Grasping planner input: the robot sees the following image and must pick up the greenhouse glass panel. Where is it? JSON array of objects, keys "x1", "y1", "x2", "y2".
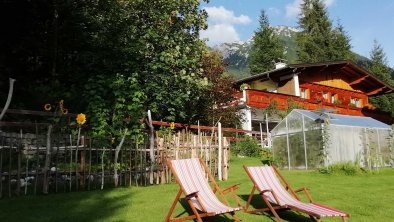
[
  {"x1": 288, "y1": 132, "x2": 306, "y2": 169},
  {"x1": 377, "y1": 129, "x2": 392, "y2": 167},
  {"x1": 272, "y1": 135, "x2": 288, "y2": 168},
  {"x1": 305, "y1": 128, "x2": 322, "y2": 168}
]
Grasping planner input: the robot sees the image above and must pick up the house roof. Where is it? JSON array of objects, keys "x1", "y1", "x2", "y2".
[
  {"x1": 294, "y1": 109, "x2": 391, "y2": 129},
  {"x1": 236, "y1": 60, "x2": 394, "y2": 96}
]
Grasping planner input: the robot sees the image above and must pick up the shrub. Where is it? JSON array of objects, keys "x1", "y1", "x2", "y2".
[
  {"x1": 231, "y1": 137, "x2": 261, "y2": 157},
  {"x1": 318, "y1": 162, "x2": 363, "y2": 175},
  {"x1": 261, "y1": 148, "x2": 274, "y2": 165}
]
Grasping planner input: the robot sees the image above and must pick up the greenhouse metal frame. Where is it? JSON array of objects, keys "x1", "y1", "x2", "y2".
[{"x1": 270, "y1": 109, "x2": 393, "y2": 170}]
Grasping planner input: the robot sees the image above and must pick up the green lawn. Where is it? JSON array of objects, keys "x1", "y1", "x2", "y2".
[{"x1": 0, "y1": 157, "x2": 393, "y2": 222}]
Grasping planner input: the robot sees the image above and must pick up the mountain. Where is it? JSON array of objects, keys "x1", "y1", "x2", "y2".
[
  {"x1": 213, "y1": 25, "x2": 299, "y2": 79},
  {"x1": 214, "y1": 25, "x2": 394, "y2": 81}
]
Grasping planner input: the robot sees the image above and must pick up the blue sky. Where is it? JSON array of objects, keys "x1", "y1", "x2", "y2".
[{"x1": 200, "y1": 0, "x2": 394, "y2": 67}]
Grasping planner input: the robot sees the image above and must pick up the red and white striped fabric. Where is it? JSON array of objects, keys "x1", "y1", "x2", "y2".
[
  {"x1": 246, "y1": 166, "x2": 348, "y2": 218},
  {"x1": 171, "y1": 158, "x2": 241, "y2": 214}
]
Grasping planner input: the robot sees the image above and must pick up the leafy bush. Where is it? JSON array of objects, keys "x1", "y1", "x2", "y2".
[
  {"x1": 318, "y1": 162, "x2": 364, "y2": 175},
  {"x1": 261, "y1": 148, "x2": 274, "y2": 165},
  {"x1": 231, "y1": 137, "x2": 261, "y2": 157}
]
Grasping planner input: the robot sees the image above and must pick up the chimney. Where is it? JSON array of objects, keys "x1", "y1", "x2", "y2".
[{"x1": 274, "y1": 58, "x2": 287, "y2": 69}]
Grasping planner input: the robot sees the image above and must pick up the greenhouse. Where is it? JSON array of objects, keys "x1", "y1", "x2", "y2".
[{"x1": 270, "y1": 109, "x2": 393, "y2": 170}]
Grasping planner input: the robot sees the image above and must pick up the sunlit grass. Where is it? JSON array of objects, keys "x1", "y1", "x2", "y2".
[{"x1": 0, "y1": 157, "x2": 393, "y2": 221}]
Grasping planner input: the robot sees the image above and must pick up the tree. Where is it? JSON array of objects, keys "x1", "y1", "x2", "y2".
[
  {"x1": 331, "y1": 21, "x2": 354, "y2": 60},
  {"x1": 296, "y1": 0, "x2": 353, "y2": 62},
  {"x1": 195, "y1": 50, "x2": 242, "y2": 127},
  {"x1": 367, "y1": 40, "x2": 394, "y2": 117},
  {"x1": 249, "y1": 10, "x2": 285, "y2": 74}
]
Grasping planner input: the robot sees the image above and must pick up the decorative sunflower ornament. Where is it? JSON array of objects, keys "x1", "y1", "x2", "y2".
[{"x1": 76, "y1": 113, "x2": 87, "y2": 125}]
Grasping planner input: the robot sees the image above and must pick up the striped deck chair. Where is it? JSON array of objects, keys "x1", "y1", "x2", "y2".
[
  {"x1": 165, "y1": 158, "x2": 242, "y2": 222},
  {"x1": 243, "y1": 165, "x2": 350, "y2": 222}
]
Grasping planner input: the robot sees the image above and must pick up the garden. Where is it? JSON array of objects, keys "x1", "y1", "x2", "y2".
[{"x1": 0, "y1": 156, "x2": 393, "y2": 222}]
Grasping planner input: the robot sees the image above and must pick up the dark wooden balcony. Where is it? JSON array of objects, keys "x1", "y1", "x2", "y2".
[{"x1": 236, "y1": 90, "x2": 392, "y2": 124}]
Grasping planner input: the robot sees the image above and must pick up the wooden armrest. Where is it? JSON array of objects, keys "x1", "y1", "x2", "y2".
[
  {"x1": 185, "y1": 191, "x2": 199, "y2": 200},
  {"x1": 222, "y1": 183, "x2": 241, "y2": 194},
  {"x1": 294, "y1": 187, "x2": 313, "y2": 202},
  {"x1": 294, "y1": 187, "x2": 309, "y2": 193}
]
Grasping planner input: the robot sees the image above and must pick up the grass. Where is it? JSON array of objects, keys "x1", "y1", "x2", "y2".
[{"x1": 0, "y1": 157, "x2": 393, "y2": 221}]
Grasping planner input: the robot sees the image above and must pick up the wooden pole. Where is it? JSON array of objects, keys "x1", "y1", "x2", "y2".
[
  {"x1": 100, "y1": 147, "x2": 106, "y2": 190},
  {"x1": 75, "y1": 127, "x2": 81, "y2": 191},
  {"x1": 129, "y1": 138, "x2": 132, "y2": 187},
  {"x1": 88, "y1": 137, "x2": 92, "y2": 191},
  {"x1": 80, "y1": 136, "x2": 85, "y2": 189},
  {"x1": 259, "y1": 122, "x2": 263, "y2": 148},
  {"x1": 0, "y1": 137, "x2": 3, "y2": 199},
  {"x1": 8, "y1": 137, "x2": 12, "y2": 198},
  {"x1": 147, "y1": 110, "x2": 155, "y2": 185},
  {"x1": 34, "y1": 122, "x2": 39, "y2": 195},
  {"x1": 266, "y1": 113, "x2": 270, "y2": 148},
  {"x1": 69, "y1": 134, "x2": 73, "y2": 192},
  {"x1": 55, "y1": 140, "x2": 59, "y2": 193},
  {"x1": 114, "y1": 129, "x2": 128, "y2": 187},
  {"x1": 43, "y1": 125, "x2": 52, "y2": 194},
  {"x1": 16, "y1": 130, "x2": 22, "y2": 196},
  {"x1": 218, "y1": 122, "x2": 222, "y2": 181}
]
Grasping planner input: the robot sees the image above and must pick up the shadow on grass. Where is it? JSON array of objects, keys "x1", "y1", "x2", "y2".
[
  {"x1": 0, "y1": 188, "x2": 132, "y2": 222},
  {"x1": 174, "y1": 198, "x2": 240, "y2": 222},
  {"x1": 239, "y1": 194, "x2": 315, "y2": 222}
]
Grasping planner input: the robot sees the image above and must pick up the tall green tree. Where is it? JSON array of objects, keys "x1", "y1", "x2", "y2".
[
  {"x1": 249, "y1": 10, "x2": 284, "y2": 74},
  {"x1": 367, "y1": 40, "x2": 394, "y2": 117},
  {"x1": 125, "y1": 0, "x2": 209, "y2": 123},
  {"x1": 296, "y1": 0, "x2": 353, "y2": 63}
]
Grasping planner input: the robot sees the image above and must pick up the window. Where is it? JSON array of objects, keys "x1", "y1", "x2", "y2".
[
  {"x1": 322, "y1": 92, "x2": 328, "y2": 101},
  {"x1": 300, "y1": 88, "x2": 308, "y2": 99},
  {"x1": 331, "y1": 93, "x2": 337, "y2": 103},
  {"x1": 350, "y1": 97, "x2": 362, "y2": 107}
]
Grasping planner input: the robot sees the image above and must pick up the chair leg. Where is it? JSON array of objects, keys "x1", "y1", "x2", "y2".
[
  {"x1": 244, "y1": 186, "x2": 256, "y2": 212},
  {"x1": 165, "y1": 188, "x2": 183, "y2": 222},
  {"x1": 261, "y1": 195, "x2": 282, "y2": 222},
  {"x1": 342, "y1": 217, "x2": 348, "y2": 222},
  {"x1": 231, "y1": 212, "x2": 241, "y2": 222},
  {"x1": 186, "y1": 199, "x2": 203, "y2": 222}
]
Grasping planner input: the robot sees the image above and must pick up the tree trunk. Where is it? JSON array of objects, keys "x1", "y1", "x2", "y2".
[
  {"x1": 114, "y1": 129, "x2": 128, "y2": 187},
  {"x1": 43, "y1": 125, "x2": 52, "y2": 194},
  {"x1": 0, "y1": 78, "x2": 16, "y2": 122}
]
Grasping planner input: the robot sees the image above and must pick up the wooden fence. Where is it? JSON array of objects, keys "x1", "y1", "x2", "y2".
[{"x1": 0, "y1": 125, "x2": 232, "y2": 198}]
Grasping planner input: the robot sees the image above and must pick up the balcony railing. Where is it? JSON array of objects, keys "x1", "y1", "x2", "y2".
[{"x1": 236, "y1": 90, "x2": 392, "y2": 123}]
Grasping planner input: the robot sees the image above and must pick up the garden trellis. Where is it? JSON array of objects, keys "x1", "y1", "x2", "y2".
[
  {"x1": 271, "y1": 109, "x2": 393, "y2": 170},
  {"x1": 0, "y1": 109, "x2": 241, "y2": 198}
]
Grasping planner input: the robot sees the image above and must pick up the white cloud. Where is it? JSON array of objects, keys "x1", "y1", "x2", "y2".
[
  {"x1": 286, "y1": 0, "x2": 336, "y2": 19},
  {"x1": 200, "y1": 24, "x2": 240, "y2": 45},
  {"x1": 204, "y1": 6, "x2": 251, "y2": 25},
  {"x1": 286, "y1": 0, "x2": 303, "y2": 18},
  {"x1": 267, "y1": 7, "x2": 281, "y2": 17},
  {"x1": 323, "y1": 0, "x2": 336, "y2": 7},
  {"x1": 201, "y1": 6, "x2": 251, "y2": 45}
]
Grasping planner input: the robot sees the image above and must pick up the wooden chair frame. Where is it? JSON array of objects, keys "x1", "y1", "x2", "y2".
[
  {"x1": 165, "y1": 158, "x2": 242, "y2": 222},
  {"x1": 243, "y1": 165, "x2": 350, "y2": 222}
]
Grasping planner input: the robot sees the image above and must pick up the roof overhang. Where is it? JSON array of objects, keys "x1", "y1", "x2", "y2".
[{"x1": 235, "y1": 60, "x2": 394, "y2": 96}]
